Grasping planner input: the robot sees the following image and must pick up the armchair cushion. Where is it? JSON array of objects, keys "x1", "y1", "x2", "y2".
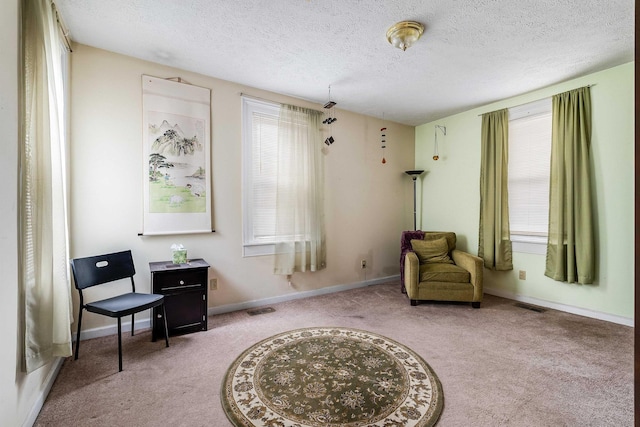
[
  {"x1": 419, "y1": 263, "x2": 471, "y2": 283},
  {"x1": 411, "y1": 238, "x2": 454, "y2": 264}
]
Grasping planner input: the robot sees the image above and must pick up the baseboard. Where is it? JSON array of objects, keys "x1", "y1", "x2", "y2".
[
  {"x1": 207, "y1": 275, "x2": 400, "y2": 316},
  {"x1": 73, "y1": 317, "x2": 153, "y2": 342},
  {"x1": 484, "y1": 287, "x2": 633, "y2": 327},
  {"x1": 23, "y1": 357, "x2": 65, "y2": 427},
  {"x1": 73, "y1": 275, "x2": 400, "y2": 339},
  {"x1": 73, "y1": 278, "x2": 630, "y2": 337}
]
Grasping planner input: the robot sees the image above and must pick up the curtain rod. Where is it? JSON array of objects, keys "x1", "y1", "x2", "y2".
[
  {"x1": 477, "y1": 84, "x2": 595, "y2": 117},
  {"x1": 51, "y1": 1, "x2": 72, "y2": 52},
  {"x1": 240, "y1": 92, "x2": 324, "y2": 115}
]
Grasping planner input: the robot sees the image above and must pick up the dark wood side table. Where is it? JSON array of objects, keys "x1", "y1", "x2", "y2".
[{"x1": 149, "y1": 258, "x2": 210, "y2": 338}]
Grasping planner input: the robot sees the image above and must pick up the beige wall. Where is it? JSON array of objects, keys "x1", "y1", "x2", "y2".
[
  {"x1": 415, "y1": 62, "x2": 634, "y2": 322},
  {"x1": 69, "y1": 44, "x2": 416, "y2": 332},
  {"x1": 0, "y1": 1, "x2": 20, "y2": 423}
]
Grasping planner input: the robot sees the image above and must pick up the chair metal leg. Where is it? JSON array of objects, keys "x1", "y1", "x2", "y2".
[
  {"x1": 162, "y1": 303, "x2": 170, "y2": 348},
  {"x1": 117, "y1": 317, "x2": 123, "y2": 372},
  {"x1": 74, "y1": 308, "x2": 83, "y2": 360},
  {"x1": 131, "y1": 313, "x2": 135, "y2": 336}
]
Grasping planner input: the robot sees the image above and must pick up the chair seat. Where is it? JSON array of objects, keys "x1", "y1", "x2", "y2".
[
  {"x1": 86, "y1": 292, "x2": 164, "y2": 318},
  {"x1": 419, "y1": 262, "x2": 471, "y2": 283}
]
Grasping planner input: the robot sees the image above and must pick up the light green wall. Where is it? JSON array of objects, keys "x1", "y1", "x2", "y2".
[{"x1": 415, "y1": 62, "x2": 634, "y2": 320}]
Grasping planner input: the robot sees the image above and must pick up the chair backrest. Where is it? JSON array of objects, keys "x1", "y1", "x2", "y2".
[{"x1": 70, "y1": 250, "x2": 136, "y2": 290}]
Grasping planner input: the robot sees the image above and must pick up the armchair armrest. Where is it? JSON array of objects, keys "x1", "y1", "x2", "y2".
[
  {"x1": 404, "y1": 252, "x2": 420, "y2": 297},
  {"x1": 452, "y1": 249, "x2": 484, "y2": 302}
]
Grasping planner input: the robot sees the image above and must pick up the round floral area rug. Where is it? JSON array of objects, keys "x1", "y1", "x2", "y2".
[{"x1": 221, "y1": 327, "x2": 444, "y2": 426}]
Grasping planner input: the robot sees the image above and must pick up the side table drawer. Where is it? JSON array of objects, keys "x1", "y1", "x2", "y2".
[{"x1": 153, "y1": 269, "x2": 206, "y2": 293}]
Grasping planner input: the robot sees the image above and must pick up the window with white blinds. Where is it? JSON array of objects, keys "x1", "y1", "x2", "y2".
[
  {"x1": 242, "y1": 96, "x2": 281, "y2": 256},
  {"x1": 508, "y1": 98, "x2": 552, "y2": 252}
]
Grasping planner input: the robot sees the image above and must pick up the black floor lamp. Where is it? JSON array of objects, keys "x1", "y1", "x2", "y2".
[{"x1": 405, "y1": 170, "x2": 424, "y2": 230}]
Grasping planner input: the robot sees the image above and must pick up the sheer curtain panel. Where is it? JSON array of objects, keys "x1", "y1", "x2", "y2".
[
  {"x1": 21, "y1": 0, "x2": 73, "y2": 372},
  {"x1": 273, "y1": 105, "x2": 326, "y2": 275},
  {"x1": 545, "y1": 87, "x2": 595, "y2": 284},
  {"x1": 478, "y1": 109, "x2": 513, "y2": 270}
]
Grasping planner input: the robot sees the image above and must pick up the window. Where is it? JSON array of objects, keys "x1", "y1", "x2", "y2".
[
  {"x1": 508, "y1": 98, "x2": 552, "y2": 254},
  {"x1": 242, "y1": 97, "x2": 281, "y2": 256},
  {"x1": 242, "y1": 96, "x2": 325, "y2": 270}
]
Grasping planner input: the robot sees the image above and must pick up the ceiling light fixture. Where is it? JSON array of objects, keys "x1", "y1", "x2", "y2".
[{"x1": 386, "y1": 21, "x2": 425, "y2": 51}]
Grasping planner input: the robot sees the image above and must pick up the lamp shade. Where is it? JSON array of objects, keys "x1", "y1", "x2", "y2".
[{"x1": 405, "y1": 169, "x2": 425, "y2": 178}]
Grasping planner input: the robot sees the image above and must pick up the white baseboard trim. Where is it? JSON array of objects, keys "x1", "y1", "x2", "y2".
[
  {"x1": 23, "y1": 357, "x2": 65, "y2": 427},
  {"x1": 485, "y1": 287, "x2": 633, "y2": 327},
  {"x1": 207, "y1": 275, "x2": 400, "y2": 316},
  {"x1": 73, "y1": 317, "x2": 153, "y2": 342},
  {"x1": 73, "y1": 278, "x2": 630, "y2": 339},
  {"x1": 73, "y1": 275, "x2": 400, "y2": 340}
]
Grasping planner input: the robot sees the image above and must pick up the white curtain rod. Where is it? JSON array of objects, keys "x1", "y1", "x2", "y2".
[
  {"x1": 240, "y1": 92, "x2": 324, "y2": 115},
  {"x1": 477, "y1": 84, "x2": 595, "y2": 117},
  {"x1": 51, "y1": 1, "x2": 72, "y2": 52}
]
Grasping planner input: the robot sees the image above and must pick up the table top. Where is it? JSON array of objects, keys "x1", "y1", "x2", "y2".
[{"x1": 149, "y1": 258, "x2": 210, "y2": 272}]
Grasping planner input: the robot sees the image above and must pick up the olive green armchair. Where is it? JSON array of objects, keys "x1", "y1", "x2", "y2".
[{"x1": 403, "y1": 231, "x2": 483, "y2": 307}]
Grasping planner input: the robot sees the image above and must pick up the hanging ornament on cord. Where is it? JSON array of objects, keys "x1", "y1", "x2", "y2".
[
  {"x1": 381, "y1": 127, "x2": 387, "y2": 164},
  {"x1": 323, "y1": 85, "x2": 337, "y2": 146},
  {"x1": 433, "y1": 125, "x2": 446, "y2": 161}
]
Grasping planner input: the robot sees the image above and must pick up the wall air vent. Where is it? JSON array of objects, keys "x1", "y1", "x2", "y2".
[{"x1": 247, "y1": 307, "x2": 276, "y2": 316}]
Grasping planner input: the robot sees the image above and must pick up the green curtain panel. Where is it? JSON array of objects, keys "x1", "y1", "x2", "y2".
[
  {"x1": 478, "y1": 109, "x2": 513, "y2": 270},
  {"x1": 545, "y1": 87, "x2": 595, "y2": 284}
]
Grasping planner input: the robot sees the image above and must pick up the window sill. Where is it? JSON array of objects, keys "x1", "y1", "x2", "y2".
[
  {"x1": 243, "y1": 240, "x2": 313, "y2": 258},
  {"x1": 243, "y1": 243, "x2": 276, "y2": 257}
]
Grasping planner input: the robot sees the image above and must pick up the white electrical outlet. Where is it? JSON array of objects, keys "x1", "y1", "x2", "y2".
[
  {"x1": 210, "y1": 278, "x2": 218, "y2": 290},
  {"x1": 361, "y1": 260, "x2": 367, "y2": 269},
  {"x1": 518, "y1": 270, "x2": 526, "y2": 280}
]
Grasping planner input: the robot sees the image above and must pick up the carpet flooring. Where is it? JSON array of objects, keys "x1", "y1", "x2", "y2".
[{"x1": 35, "y1": 282, "x2": 633, "y2": 426}]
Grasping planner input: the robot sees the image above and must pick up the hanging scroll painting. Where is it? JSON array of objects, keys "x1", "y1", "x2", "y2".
[{"x1": 142, "y1": 75, "x2": 212, "y2": 235}]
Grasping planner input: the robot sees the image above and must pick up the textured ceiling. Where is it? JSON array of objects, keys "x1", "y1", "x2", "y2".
[{"x1": 55, "y1": 0, "x2": 634, "y2": 126}]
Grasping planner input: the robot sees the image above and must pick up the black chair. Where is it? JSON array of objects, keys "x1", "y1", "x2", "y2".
[{"x1": 70, "y1": 250, "x2": 169, "y2": 371}]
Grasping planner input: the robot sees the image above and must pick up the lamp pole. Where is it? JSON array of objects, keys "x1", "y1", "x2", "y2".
[{"x1": 405, "y1": 170, "x2": 424, "y2": 230}]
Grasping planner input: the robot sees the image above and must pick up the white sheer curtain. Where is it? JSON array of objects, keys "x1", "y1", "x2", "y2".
[
  {"x1": 21, "y1": 0, "x2": 73, "y2": 372},
  {"x1": 273, "y1": 104, "x2": 326, "y2": 275}
]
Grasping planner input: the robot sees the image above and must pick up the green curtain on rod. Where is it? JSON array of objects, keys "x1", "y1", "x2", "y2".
[
  {"x1": 545, "y1": 86, "x2": 595, "y2": 284},
  {"x1": 478, "y1": 109, "x2": 513, "y2": 271}
]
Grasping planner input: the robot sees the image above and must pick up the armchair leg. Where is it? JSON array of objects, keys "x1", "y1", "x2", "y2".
[
  {"x1": 410, "y1": 299, "x2": 418, "y2": 306},
  {"x1": 472, "y1": 302, "x2": 481, "y2": 309}
]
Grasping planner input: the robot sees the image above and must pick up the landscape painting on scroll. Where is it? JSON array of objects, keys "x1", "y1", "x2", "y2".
[
  {"x1": 142, "y1": 75, "x2": 212, "y2": 235},
  {"x1": 147, "y1": 112, "x2": 206, "y2": 213}
]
